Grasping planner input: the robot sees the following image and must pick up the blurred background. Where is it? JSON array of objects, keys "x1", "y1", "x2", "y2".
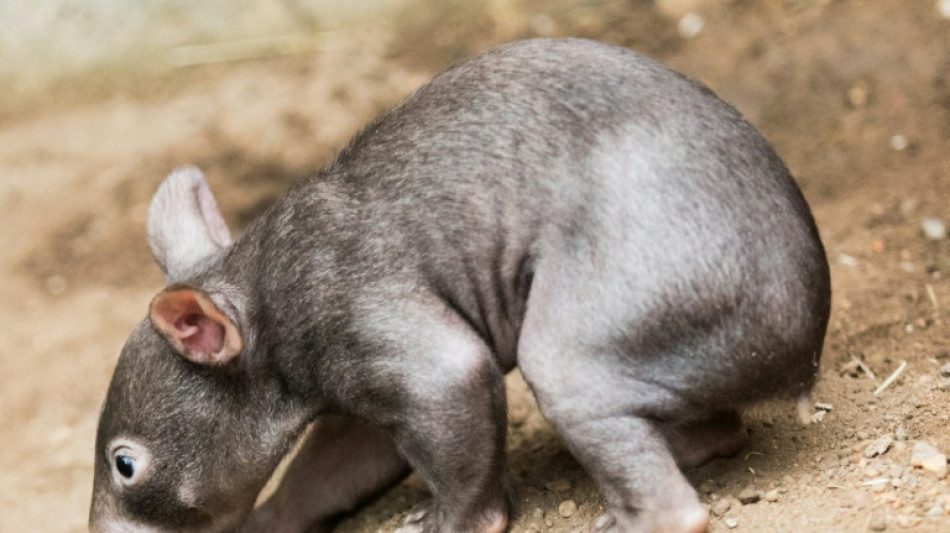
[{"x1": 2, "y1": 1, "x2": 950, "y2": 532}]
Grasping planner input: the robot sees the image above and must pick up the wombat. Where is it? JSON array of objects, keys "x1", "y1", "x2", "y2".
[{"x1": 89, "y1": 38, "x2": 831, "y2": 533}]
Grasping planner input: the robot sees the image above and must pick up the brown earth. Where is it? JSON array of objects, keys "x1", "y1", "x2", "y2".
[{"x1": 2, "y1": 1, "x2": 949, "y2": 532}]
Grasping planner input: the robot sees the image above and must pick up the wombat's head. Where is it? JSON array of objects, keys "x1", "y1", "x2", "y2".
[{"x1": 89, "y1": 168, "x2": 298, "y2": 533}]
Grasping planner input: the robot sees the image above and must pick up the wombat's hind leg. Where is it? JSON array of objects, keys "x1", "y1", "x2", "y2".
[{"x1": 551, "y1": 414, "x2": 709, "y2": 533}]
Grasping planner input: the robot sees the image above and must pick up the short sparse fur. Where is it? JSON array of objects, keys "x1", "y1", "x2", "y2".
[{"x1": 90, "y1": 39, "x2": 831, "y2": 533}]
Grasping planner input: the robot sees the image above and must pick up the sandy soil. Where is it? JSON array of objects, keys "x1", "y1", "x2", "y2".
[{"x1": 2, "y1": 1, "x2": 949, "y2": 532}]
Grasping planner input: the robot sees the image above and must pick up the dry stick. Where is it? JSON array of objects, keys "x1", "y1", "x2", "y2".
[
  {"x1": 873, "y1": 360, "x2": 907, "y2": 395},
  {"x1": 853, "y1": 357, "x2": 878, "y2": 383},
  {"x1": 168, "y1": 35, "x2": 311, "y2": 67},
  {"x1": 926, "y1": 283, "x2": 939, "y2": 311}
]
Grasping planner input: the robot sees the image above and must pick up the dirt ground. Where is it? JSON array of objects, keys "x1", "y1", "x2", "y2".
[{"x1": 2, "y1": 1, "x2": 949, "y2": 532}]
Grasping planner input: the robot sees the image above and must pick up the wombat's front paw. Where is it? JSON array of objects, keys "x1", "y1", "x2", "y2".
[
  {"x1": 394, "y1": 506, "x2": 507, "y2": 533},
  {"x1": 393, "y1": 508, "x2": 429, "y2": 533}
]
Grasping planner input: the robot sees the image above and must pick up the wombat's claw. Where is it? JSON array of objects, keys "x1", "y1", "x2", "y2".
[
  {"x1": 393, "y1": 509, "x2": 428, "y2": 533},
  {"x1": 591, "y1": 513, "x2": 616, "y2": 532}
]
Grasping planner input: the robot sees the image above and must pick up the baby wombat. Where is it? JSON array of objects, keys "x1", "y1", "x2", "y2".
[{"x1": 90, "y1": 38, "x2": 830, "y2": 533}]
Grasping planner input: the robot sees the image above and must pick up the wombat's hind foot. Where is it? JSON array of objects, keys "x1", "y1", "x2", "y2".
[{"x1": 590, "y1": 502, "x2": 709, "y2": 533}]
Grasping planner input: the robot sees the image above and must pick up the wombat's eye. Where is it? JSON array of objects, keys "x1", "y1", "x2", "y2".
[
  {"x1": 115, "y1": 455, "x2": 136, "y2": 478},
  {"x1": 108, "y1": 439, "x2": 151, "y2": 486}
]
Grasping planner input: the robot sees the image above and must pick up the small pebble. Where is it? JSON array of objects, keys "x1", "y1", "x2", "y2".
[
  {"x1": 865, "y1": 435, "x2": 894, "y2": 458},
  {"x1": 911, "y1": 441, "x2": 948, "y2": 479},
  {"x1": 558, "y1": 500, "x2": 577, "y2": 518},
  {"x1": 738, "y1": 487, "x2": 761, "y2": 505},
  {"x1": 46, "y1": 275, "x2": 68, "y2": 295},
  {"x1": 890, "y1": 134, "x2": 909, "y2": 151},
  {"x1": 895, "y1": 426, "x2": 908, "y2": 441},
  {"x1": 869, "y1": 517, "x2": 887, "y2": 531},
  {"x1": 724, "y1": 517, "x2": 738, "y2": 529},
  {"x1": 847, "y1": 83, "x2": 869, "y2": 108},
  {"x1": 711, "y1": 498, "x2": 732, "y2": 517},
  {"x1": 764, "y1": 489, "x2": 780, "y2": 503},
  {"x1": 895, "y1": 514, "x2": 919, "y2": 528},
  {"x1": 677, "y1": 12, "x2": 705, "y2": 38},
  {"x1": 925, "y1": 505, "x2": 944, "y2": 517},
  {"x1": 920, "y1": 454, "x2": 948, "y2": 479},
  {"x1": 698, "y1": 479, "x2": 718, "y2": 494},
  {"x1": 922, "y1": 218, "x2": 947, "y2": 240},
  {"x1": 837, "y1": 253, "x2": 858, "y2": 267},
  {"x1": 545, "y1": 479, "x2": 572, "y2": 493},
  {"x1": 940, "y1": 362, "x2": 950, "y2": 377}
]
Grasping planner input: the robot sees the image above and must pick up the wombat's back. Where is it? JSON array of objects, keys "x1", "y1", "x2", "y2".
[{"x1": 298, "y1": 39, "x2": 829, "y2": 389}]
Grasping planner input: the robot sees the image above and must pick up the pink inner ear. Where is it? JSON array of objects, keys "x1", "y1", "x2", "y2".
[
  {"x1": 175, "y1": 313, "x2": 225, "y2": 355},
  {"x1": 150, "y1": 289, "x2": 241, "y2": 365}
]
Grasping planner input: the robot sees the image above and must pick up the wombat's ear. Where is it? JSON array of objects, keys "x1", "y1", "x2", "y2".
[
  {"x1": 149, "y1": 287, "x2": 243, "y2": 365},
  {"x1": 147, "y1": 166, "x2": 232, "y2": 282}
]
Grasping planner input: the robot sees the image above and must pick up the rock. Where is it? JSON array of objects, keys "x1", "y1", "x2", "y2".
[
  {"x1": 545, "y1": 479, "x2": 572, "y2": 493},
  {"x1": 847, "y1": 83, "x2": 869, "y2": 108},
  {"x1": 711, "y1": 498, "x2": 732, "y2": 517},
  {"x1": 724, "y1": 517, "x2": 738, "y2": 529},
  {"x1": 865, "y1": 435, "x2": 894, "y2": 458},
  {"x1": 911, "y1": 441, "x2": 948, "y2": 479},
  {"x1": 698, "y1": 479, "x2": 718, "y2": 495},
  {"x1": 838, "y1": 253, "x2": 858, "y2": 267},
  {"x1": 764, "y1": 489, "x2": 780, "y2": 503},
  {"x1": 920, "y1": 455, "x2": 948, "y2": 479},
  {"x1": 558, "y1": 500, "x2": 577, "y2": 518},
  {"x1": 895, "y1": 514, "x2": 920, "y2": 528},
  {"x1": 895, "y1": 426, "x2": 907, "y2": 441},
  {"x1": 46, "y1": 275, "x2": 68, "y2": 295},
  {"x1": 921, "y1": 218, "x2": 947, "y2": 240},
  {"x1": 890, "y1": 134, "x2": 909, "y2": 151},
  {"x1": 677, "y1": 12, "x2": 705, "y2": 39},
  {"x1": 869, "y1": 517, "x2": 887, "y2": 531},
  {"x1": 940, "y1": 362, "x2": 950, "y2": 377},
  {"x1": 925, "y1": 505, "x2": 944, "y2": 518},
  {"x1": 738, "y1": 487, "x2": 761, "y2": 505}
]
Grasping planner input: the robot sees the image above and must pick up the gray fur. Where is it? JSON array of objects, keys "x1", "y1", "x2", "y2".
[{"x1": 90, "y1": 38, "x2": 830, "y2": 533}]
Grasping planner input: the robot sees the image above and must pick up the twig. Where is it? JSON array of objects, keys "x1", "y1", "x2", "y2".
[
  {"x1": 853, "y1": 357, "x2": 878, "y2": 383},
  {"x1": 873, "y1": 360, "x2": 907, "y2": 395},
  {"x1": 168, "y1": 35, "x2": 311, "y2": 67},
  {"x1": 926, "y1": 283, "x2": 939, "y2": 311}
]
